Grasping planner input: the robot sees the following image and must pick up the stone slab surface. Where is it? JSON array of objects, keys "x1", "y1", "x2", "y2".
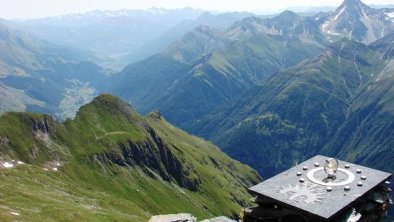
[{"x1": 249, "y1": 155, "x2": 392, "y2": 220}]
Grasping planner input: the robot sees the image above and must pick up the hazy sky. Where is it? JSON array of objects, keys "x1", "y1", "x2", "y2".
[{"x1": 1, "y1": 0, "x2": 394, "y2": 19}]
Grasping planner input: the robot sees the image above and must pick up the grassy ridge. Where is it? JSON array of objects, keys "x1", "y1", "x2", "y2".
[{"x1": 0, "y1": 94, "x2": 261, "y2": 221}]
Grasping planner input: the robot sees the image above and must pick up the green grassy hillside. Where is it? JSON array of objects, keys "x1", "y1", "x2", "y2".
[
  {"x1": 190, "y1": 39, "x2": 392, "y2": 178},
  {"x1": 0, "y1": 94, "x2": 261, "y2": 221}
]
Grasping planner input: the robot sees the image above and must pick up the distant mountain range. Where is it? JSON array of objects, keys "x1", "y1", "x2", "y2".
[
  {"x1": 10, "y1": 8, "x2": 204, "y2": 70},
  {"x1": 108, "y1": 0, "x2": 394, "y2": 128},
  {"x1": 1, "y1": 9, "x2": 260, "y2": 120},
  {"x1": 123, "y1": 11, "x2": 255, "y2": 64},
  {"x1": 102, "y1": 0, "x2": 394, "y2": 180},
  {"x1": 110, "y1": 10, "x2": 327, "y2": 126}
]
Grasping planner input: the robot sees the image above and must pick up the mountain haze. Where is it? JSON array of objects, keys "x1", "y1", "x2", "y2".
[
  {"x1": 11, "y1": 8, "x2": 204, "y2": 69},
  {"x1": 110, "y1": 12, "x2": 327, "y2": 126},
  {"x1": 124, "y1": 11, "x2": 255, "y2": 64},
  {"x1": 0, "y1": 22, "x2": 107, "y2": 119}
]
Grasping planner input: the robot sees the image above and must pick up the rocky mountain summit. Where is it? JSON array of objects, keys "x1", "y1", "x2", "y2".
[{"x1": 316, "y1": 0, "x2": 394, "y2": 43}]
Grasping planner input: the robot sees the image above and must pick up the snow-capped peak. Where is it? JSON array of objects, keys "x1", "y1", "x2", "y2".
[
  {"x1": 387, "y1": 12, "x2": 394, "y2": 21},
  {"x1": 319, "y1": 0, "x2": 394, "y2": 44},
  {"x1": 147, "y1": 7, "x2": 168, "y2": 15}
]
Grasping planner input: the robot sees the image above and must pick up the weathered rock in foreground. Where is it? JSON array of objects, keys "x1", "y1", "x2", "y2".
[
  {"x1": 148, "y1": 213, "x2": 196, "y2": 222},
  {"x1": 148, "y1": 214, "x2": 237, "y2": 222},
  {"x1": 200, "y1": 216, "x2": 237, "y2": 222}
]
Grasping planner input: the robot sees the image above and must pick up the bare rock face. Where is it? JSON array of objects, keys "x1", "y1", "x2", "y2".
[
  {"x1": 0, "y1": 136, "x2": 9, "y2": 147},
  {"x1": 31, "y1": 115, "x2": 54, "y2": 134},
  {"x1": 93, "y1": 126, "x2": 201, "y2": 191}
]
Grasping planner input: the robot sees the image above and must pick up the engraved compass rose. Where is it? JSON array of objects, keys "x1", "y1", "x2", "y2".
[{"x1": 277, "y1": 182, "x2": 326, "y2": 205}]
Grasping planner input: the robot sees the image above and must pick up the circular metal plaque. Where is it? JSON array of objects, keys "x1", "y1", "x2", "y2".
[{"x1": 306, "y1": 167, "x2": 355, "y2": 186}]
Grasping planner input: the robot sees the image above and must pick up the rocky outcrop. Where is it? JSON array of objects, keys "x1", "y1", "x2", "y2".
[
  {"x1": 148, "y1": 214, "x2": 236, "y2": 222},
  {"x1": 31, "y1": 115, "x2": 54, "y2": 134},
  {"x1": 0, "y1": 136, "x2": 9, "y2": 147},
  {"x1": 94, "y1": 126, "x2": 201, "y2": 191},
  {"x1": 200, "y1": 216, "x2": 237, "y2": 222},
  {"x1": 148, "y1": 213, "x2": 197, "y2": 222}
]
